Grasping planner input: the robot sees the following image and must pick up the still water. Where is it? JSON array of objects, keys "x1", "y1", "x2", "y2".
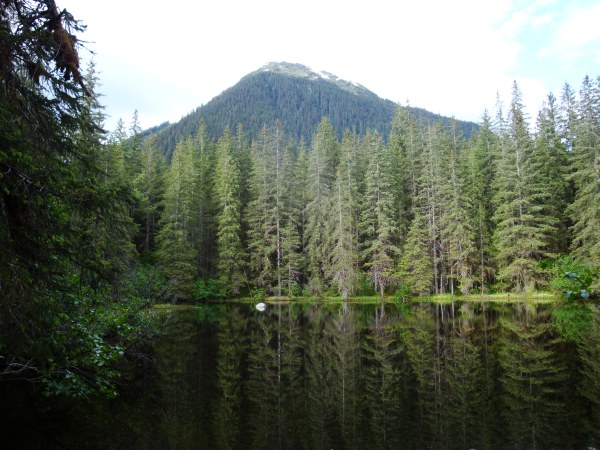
[{"x1": 11, "y1": 301, "x2": 600, "y2": 449}]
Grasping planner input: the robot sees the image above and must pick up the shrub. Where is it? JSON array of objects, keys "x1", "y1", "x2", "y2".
[
  {"x1": 194, "y1": 279, "x2": 223, "y2": 302},
  {"x1": 546, "y1": 256, "x2": 598, "y2": 301},
  {"x1": 394, "y1": 283, "x2": 412, "y2": 300},
  {"x1": 250, "y1": 287, "x2": 266, "y2": 302}
]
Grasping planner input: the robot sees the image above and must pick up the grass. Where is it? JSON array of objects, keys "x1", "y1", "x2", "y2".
[{"x1": 207, "y1": 291, "x2": 560, "y2": 305}]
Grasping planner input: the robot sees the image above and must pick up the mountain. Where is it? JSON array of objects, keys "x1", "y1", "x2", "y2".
[{"x1": 151, "y1": 62, "x2": 478, "y2": 158}]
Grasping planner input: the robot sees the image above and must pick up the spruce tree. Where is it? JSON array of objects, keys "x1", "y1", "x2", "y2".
[
  {"x1": 464, "y1": 113, "x2": 497, "y2": 293},
  {"x1": 421, "y1": 123, "x2": 445, "y2": 293},
  {"x1": 305, "y1": 118, "x2": 338, "y2": 294},
  {"x1": 360, "y1": 131, "x2": 400, "y2": 300},
  {"x1": 280, "y1": 144, "x2": 304, "y2": 295},
  {"x1": 246, "y1": 122, "x2": 286, "y2": 294},
  {"x1": 155, "y1": 138, "x2": 197, "y2": 301},
  {"x1": 292, "y1": 143, "x2": 310, "y2": 288},
  {"x1": 192, "y1": 120, "x2": 217, "y2": 277},
  {"x1": 439, "y1": 121, "x2": 477, "y2": 294},
  {"x1": 569, "y1": 76, "x2": 600, "y2": 274},
  {"x1": 133, "y1": 136, "x2": 165, "y2": 258},
  {"x1": 214, "y1": 127, "x2": 246, "y2": 294},
  {"x1": 328, "y1": 164, "x2": 359, "y2": 304},
  {"x1": 492, "y1": 82, "x2": 557, "y2": 291},
  {"x1": 388, "y1": 107, "x2": 418, "y2": 242},
  {"x1": 533, "y1": 93, "x2": 571, "y2": 255},
  {"x1": 398, "y1": 188, "x2": 434, "y2": 295}
]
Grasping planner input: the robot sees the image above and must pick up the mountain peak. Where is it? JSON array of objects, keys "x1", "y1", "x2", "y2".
[
  {"x1": 256, "y1": 61, "x2": 371, "y2": 96},
  {"x1": 259, "y1": 62, "x2": 317, "y2": 78},
  {"x1": 150, "y1": 63, "x2": 478, "y2": 159}
]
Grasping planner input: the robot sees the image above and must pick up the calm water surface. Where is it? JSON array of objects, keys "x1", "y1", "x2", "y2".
[{"x1": 6, "y1": 301, "x2": 600, "y2": 449}]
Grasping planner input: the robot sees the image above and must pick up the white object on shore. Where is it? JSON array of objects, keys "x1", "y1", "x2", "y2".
[{"x1": 255, "y1": 302, "x2": 266, "y2": 312}]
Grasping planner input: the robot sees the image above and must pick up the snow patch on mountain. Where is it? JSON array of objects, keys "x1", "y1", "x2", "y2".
[{"x1": 257, "y1": 62, "x2": 372, "y2": 97}]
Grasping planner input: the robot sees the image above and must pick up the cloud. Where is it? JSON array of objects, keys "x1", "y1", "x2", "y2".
[
  {"x1": 61, "y1": 0, "x2": 595, "y2": 130},
  {"x1": 539, "y1": 3, "x2": 600, "y2": 62}
]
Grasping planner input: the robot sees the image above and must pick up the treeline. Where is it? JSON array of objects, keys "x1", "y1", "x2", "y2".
[{"x1": 117, "y1": 77, "x2": 599, "y2": 301}]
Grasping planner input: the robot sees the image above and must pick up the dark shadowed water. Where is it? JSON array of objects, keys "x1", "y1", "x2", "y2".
[{"x1": 4, "y1": 301, "x2": 600, "y2": 449}]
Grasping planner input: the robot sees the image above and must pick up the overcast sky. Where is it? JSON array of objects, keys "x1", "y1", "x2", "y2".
[{"x1": 61, "y1": 0, "x2": 600, "y2": 132}]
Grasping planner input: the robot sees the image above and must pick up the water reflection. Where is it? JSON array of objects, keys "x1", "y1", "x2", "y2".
[{"x1": 9, "y1": 301, "x2": 600, "y2": 449}]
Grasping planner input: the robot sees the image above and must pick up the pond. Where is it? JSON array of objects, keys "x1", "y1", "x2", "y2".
[{"x1": 5, "y1": 301, "x2": 600, "y2": 449}]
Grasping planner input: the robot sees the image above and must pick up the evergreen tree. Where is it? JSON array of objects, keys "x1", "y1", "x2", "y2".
[
  {"x1": 326, "y1": 131, "x2": 363, "y2": 304},
  {"x1": 439, "y1": 121, "x2": 477, "y2": 294},
  {"x1": 388, "y1": 107, "x2": 418, "y2": 243},
  {"x1": 75, "y1": 64, "x2": 137, "y2": 285},
  {"x1": 420, "y1": 123, "x2": 445, "y2": 293},
  {"x1": 214, "y1": 127, "x2": 246, "y2": 294},
  {"x1": 280, "y1": 143, "x2": 304, "y2": 296},
  {"x1": 328, "y1": 163, "x2": 359, "y2": 304},
  {"x1": 558, "y1": 82, "x2": 579, "y2": 153},
  {"x1": 360, "y1": 131, "x2": 400, "y2": 300},
  {"x1": 192, "y1": 120, "x2": 217, "y2": 277},
  {"x1": 125, "y1": 109, "x2": 143, "y2": 175},
  {"x1": 533, "y1": 93, "x2": 571, "y2": 255},
  {"x1": 133, "y1": 136, "x2": 165, "y2": 257},
  {"x1": 569, "y1": 76, "x2": 600, "y2": 275},
  {"x1": 492, "y1": 82, "x2": 557, "y2": 291},
  {"x1": 305, "y1": 118, "x2": 338, "y2": 294},
  {"x1": 155, "y1": 138, "x2": 197, "y2": 301},
  {"x1": 464, "y1": 113, "x2": 497, "y2": 293},
  {"x1": 0, "y1": 0, "x2": 138, "y2": 395},
  {"x1": 246, "y1": 123, "x2": 286, "y2": 294},
  {"x1": 398, "y1": 200, "x2": 434, "y2": 295},
  {"x1": 292, "y1": 143, "x2": 311, "y2": 288}
]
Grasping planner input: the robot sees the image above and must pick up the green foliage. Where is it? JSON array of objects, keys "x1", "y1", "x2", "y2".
[
  {"x1": 356, "y1": 273, "x2": 377, "y2": 296},
  {"x1": 287, "y1": 281, "x2": 303, "y2": 297},
  {"x1": 568, "y1": 76, "x2": 600, "y2": 276},
  {"x1": 0, "y1": 1, "x2": 149, "y2": 399},
  {"x1": 547, "y1": 256, "x2": 598, "y2": 301},
  {"x1": 144, "y1": 75, "x2": 599, "y2": 302},
  {"x1": 250, "y1": 287, "x2": 266, "y2": 301},
  {"x1": 394, "y1": 283, "x2": 412, "y2": 300},
  {"x1": 492, "y1": 83, "x2": 558, "y2": 292},
  {"x1": 5, "y1": 7, "x2": 598, "y2": 407},
  {"x1": 327, "y1": 145, "x2": 360, "y2": 301},
  {"x1": 155, "y1": 138, "x2": 198, "y2": 301},
  {"x1": 214, "y1": 128, "x2": 246, "y2": 294},
  {"x1": 552, "y1": 303, "x2": 593, "y2": 343},
  {"x1": 195, "y1": 304, "x2": 225, "y2": 324},
  {"x1": 124, "y1": 264, "x2": 167, "y2": 301},
  {"x1": 397, "y1": 204, "x2": 433, "y2": 296},
  {"x1": 360, "y1": 131, "x2": 400, "y2": 297},
  {"x1": 194, "y1": 279, "x2": 224, "y2": 302},
  {"x1": 32, "y1": 285, "x2": 151, "y2": 399}
]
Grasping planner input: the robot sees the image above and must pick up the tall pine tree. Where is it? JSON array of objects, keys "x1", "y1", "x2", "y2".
[
  {"x1": 214, "y1": 127, "x2": 246, "y2": 294},
  {"x1": 360, "y1": 131, "x2": 400, "y2": 300},
  {"x1": 569, "y1": 76, "x2": 600, "y2": 276},
  {"x1": 155, "y1": 138, "x2": 197, "y2": 301},
  {"x1": 492, "y1": 82, "x2": 556, "y2": 291}
]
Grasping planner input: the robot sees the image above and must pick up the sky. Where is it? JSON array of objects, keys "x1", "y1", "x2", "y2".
[{"x1": 60, "y1": 0, "x2": 600, "y2": 132}]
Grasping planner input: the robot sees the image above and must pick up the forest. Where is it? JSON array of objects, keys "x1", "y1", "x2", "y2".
[
  {"x1": 1, "y1": 0, "x2": 599, "y2": 401},
  {"x1": 131, "y1": 79, "x2": 599, "y2": 303}
]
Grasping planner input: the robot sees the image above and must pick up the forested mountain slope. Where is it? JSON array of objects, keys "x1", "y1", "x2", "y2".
[{"x1": 151, "y1": 62, "x2": 478, "y2": 158}]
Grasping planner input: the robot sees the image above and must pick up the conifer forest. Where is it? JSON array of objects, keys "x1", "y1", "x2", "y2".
[
  {"x1": 140, "y1": 79, "x2": 600, "y2": 301},
  {"x1": 1, "y1": 2, "x2": 600, "y2": 444}
]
